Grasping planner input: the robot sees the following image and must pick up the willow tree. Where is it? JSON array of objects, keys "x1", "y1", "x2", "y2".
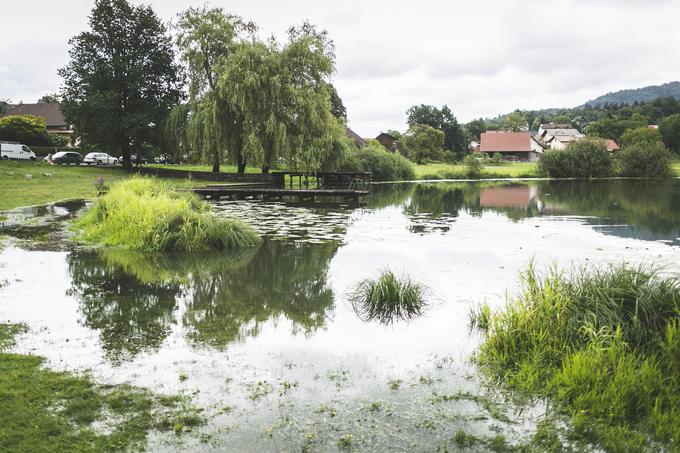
[{"x1": 174, "y1": 6, "x2": 255, "y2": 172}]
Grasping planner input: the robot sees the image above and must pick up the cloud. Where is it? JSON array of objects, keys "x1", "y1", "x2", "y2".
[{"x1": 1, "y1": 0, "x2": 679, "y2": 135}]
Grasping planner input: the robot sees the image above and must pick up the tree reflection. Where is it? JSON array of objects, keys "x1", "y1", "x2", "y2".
[
  {"x1": 183, "y1": 240, "x2": 338, "y2": 348},
  {"x1": 67, "y1": 240, "x2": 339, "y2": 359},
  {"x1": 67, "y1": 250, "x2": 184, "y2": 363}
]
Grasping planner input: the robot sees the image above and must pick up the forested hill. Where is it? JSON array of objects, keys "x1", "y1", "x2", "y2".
[{"x1": 583, "y1": 81, "x2": 680, "y2": 107}]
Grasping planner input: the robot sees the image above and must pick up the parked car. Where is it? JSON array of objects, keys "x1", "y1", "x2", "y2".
[
  {"x1": 51, "y1": 151, "x2": 83, "y2": 165},
  {"x1": 83, "y1": 152, "x2": 118, "y2": 166},
  {"x1": 0, "y1": 142, "x2": 36, "y2": 161}
]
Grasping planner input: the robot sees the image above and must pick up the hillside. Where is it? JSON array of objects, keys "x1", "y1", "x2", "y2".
[{"x1": 582, "y1": 81, "x2": 680, "y2": 107}]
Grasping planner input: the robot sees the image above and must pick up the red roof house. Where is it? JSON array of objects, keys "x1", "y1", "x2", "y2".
[{"x1": 479, "y1": 131, "x2": 545, "y2": 162}]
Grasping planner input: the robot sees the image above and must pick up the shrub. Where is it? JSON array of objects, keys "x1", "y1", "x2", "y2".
[
  {"x1": 349, "y1": 270, "x2": 427, "y2": 324},
  {"x1": 476, "y1": 264, "x2": 680, "y2": 450},
  {"x1": 539, "y1": 138, "x2": 613, "y2": 178},
  {"x1": 341, "y1": 143, "x2": 415, "y2": 181},
  {"x1": 75, "y1": 177, "x2": 261, "y2": 252},
  {"x1": 491, "y1": 153, "x2": 503, "y2": 164},
  {"x1": 617, "y1": 142, "x2": 673, "y2": 178},
  {"x1": 0, "y1": 114, "x2": 51, "y2": 146},
  {"x1": 620, "y1": 126, "x2": 663, "y2": 148},
  {"x1": 463, "y1": 155, "x2": 483, "y2": 178}
]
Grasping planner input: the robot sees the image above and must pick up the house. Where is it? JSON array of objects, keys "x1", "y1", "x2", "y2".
[
  {"x1": 535, "y1": 123, "x2": 584, "y2": 150},
  {"x1": 345, "y1": 127, "x2": 367, "y2": 148},
  {"x1": 375, "y1": 132, "x2": 398, "y2": 152},
  {"x1": 605, "y1": 139, "x2": 620, "y2": 152},
  {"x1": 468, "y1": 140, "x2": 480, "y2": 152},
  {"x1": 3, "y1": 103, "x2": 73, "y2": 140},
  {"x1": 479, "y1": 131, "x2": 545, "y2": 162}
]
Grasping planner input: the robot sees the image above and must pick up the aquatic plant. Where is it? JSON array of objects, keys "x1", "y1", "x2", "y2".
[
  {"x1": 75, "y1": 177, "x2": 260, "y2": 252},
  {"x1": 476, "y1": 263, "x2": 680, "y2": 451},
  {"x1": 349, "y1": 270, "x2": 427, "y2": 324},
  {"x1": 468, "y1": 303, "x2": 492, "y2": 331}
]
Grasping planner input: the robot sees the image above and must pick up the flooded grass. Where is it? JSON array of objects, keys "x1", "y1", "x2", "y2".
[
  {"x1": 349, "y1": 270, "x2": 427, "y2": 324},
  {"x1": 0, "y1": 323, "x2": 204, "y2": 453},
  {"x1": 475, "y1": 264, "x2": 680, "y2": 451},
  {"x1": 75, "y1": 177, "x2": 260, "y2": 252}
]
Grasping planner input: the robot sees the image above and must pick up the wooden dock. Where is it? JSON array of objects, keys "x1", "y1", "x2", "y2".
[{"x1": 189, "y1": 186, "x2": 369, "y2": 203}]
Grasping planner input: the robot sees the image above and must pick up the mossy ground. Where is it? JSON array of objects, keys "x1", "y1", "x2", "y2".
[{"x1": 0, "y1": 323, "x2": 203, "y2": 453}]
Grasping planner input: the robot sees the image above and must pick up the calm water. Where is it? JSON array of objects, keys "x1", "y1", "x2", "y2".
[{"x1": 1, "y1": 180, "x2": 680, "y2": 451}]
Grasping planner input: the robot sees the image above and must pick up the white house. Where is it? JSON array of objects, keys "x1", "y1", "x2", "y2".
[{"x1": 535, "y1": 123, "x2": 584, "y2": 150}]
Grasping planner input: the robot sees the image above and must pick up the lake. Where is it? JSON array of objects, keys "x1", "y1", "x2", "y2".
[{"x1": 1, "y1": 179, "x2": 679, "y2": 451}]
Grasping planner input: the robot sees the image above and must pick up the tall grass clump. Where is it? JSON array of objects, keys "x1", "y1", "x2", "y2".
[
  {"x1": 349, "y1": 270, "x2": 427, "y2": 324},
  {"x1": 539, "y1": 138, "x2": 613, "y2": 178},
  {"x1": 75, "y1": 177, "x2": 260, "y2": 252},
  {"x1": 475, "y1": 263, "x2": 680, "y2": 450}
]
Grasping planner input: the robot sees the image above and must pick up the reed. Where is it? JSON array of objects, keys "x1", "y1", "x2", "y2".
[
  {"x1": 75, "y1": 177, "x2": 260, "y2": 252},
  {"x1": 475, "y1": 263, "x2": 680, "y2": 450},
  {"x1": 349, "y1": 270, "x2": 427, "y2": 324}
]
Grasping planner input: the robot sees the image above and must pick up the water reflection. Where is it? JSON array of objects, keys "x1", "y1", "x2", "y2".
[
  {"x1": 183, "y1": 240, "x2": 338, "y2": 348},
  {"x1": 373, "y1": 180, "x2": 680, "y2": 244},
  {"x1": 67, "y1": 250, "x2": 182, "y2": 363},
  {"x1": 66, "y1": 240, "x2": 338, "y2": 360}
]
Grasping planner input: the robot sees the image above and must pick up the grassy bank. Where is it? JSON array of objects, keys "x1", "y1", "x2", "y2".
[
  {"x1": 0, "y1": 161, "x2": 200, "y2": 212},
  {"x1": 0, "y1": 323, "x2": 203, "y2": 452},
  {"x1": 75, "y1": 177, "x2": 260, "y2": 252},
  {"x1": 473, "y1": 264, "x2": 680, "y2": 451},
  {"x1": 413, "y1": 162, "x2": 540, "y2": 180}
]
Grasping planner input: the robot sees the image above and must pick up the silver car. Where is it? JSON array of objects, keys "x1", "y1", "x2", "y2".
[{"x1": 83, "y1": 152, "x2": 118, "y2": 166}]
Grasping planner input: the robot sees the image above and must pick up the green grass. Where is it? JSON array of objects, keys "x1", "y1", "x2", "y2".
[
  {"x1": 149, "y1": 163, "x2": 264, "y2": 174},
  {"x1": 75, "y1": 177, "x2": 261, "y2": 252},
  {"x1": 413, "y1": 162, "x2": 540, "y2": 180},
  {"x1": 0, "y1": 161, "x2": 201, "y2": 212},
  {"x1": 475, "y1": 264, "x2": 680, "y2": 451},
  {"x1": 0, "y1": 323, "x2": 204, "y2": 452},
  {"x1": 349, "y1": 270, "x2": 427, "y2": 324}
]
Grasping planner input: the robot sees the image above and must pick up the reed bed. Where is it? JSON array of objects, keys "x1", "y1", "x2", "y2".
[
  {"x1": 75, "y1": 177, "x2": 260, "y2": 252},
  {"x1": 475, "y1": 263, "x2": 680, "y2": 450},
  {"x1": 349, "y1": 270, "x2": 427, "y2": 324}
]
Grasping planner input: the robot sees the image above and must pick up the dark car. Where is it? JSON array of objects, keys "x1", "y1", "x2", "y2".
[{"x1": 51, "y1": 151, "x2": 83, "y2": 165}]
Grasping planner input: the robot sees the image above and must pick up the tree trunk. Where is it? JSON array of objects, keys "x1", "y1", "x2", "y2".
[
  {"x1": 261, "y1": 165, "x2": 270, "y2": 174},
  {"x1": 121, "y1": 138, "x2": 132, "y2": 173},
  {"x1": 236, "y1": 139, "x2": 246, "y2": 173},
  {"x1": 212, "y1": 149, "x2": 220, "y2": 173}
]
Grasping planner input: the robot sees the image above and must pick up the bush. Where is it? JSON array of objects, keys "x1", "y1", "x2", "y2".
[
  {"x1": 620, "y1": 126, "x2": 663, "y2": 148},
  {"x1": 463, "y1": 155, "x2": 483, "y2": 178},
  {"x1": 75, "y1": 177, "x2": 261, "y2": 252},
  {"x1": 617, "y1": 142, "x2": 673, "y2": 178},
  {"x1": 0, "y1": 114, "x2": 51, "y2": 146},
  {"x1": 539, "y1": 138, "x2": 613, "y2": 178},
  {"x1": 491, "y1": 153, "x2": 503, "y2": 164},
  {"x1": 341, "y1": 143, "x2": 415, "y2": 181}
]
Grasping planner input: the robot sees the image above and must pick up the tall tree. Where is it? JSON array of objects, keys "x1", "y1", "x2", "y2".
[
  {"x1": 502, "y1": 111, "x2": 527, "y2": 132},
  {"x1": 38, "y1": 94, "x2": 60, "y2": 104},
  {"x1": 465, "y1": 118, "x2": 486, "y2": 141},
  {"x1": 174, "y1": 6, "x2": 256, "y2": 172},
  {"x1": 59, "y1": 0, "x2": 183, "y2": 171},
  {"x1": 406, "y1": 104, "x2": 466, "y2": 153}
]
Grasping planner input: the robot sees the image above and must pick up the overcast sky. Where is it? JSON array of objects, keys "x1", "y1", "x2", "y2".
[{"x1": 2, "y1": 0, "x2": 679, "y2": 136}]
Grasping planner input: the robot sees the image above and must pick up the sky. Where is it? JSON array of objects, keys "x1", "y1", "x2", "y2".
[{"x1": 2, "y1": 0, "x2": 680, "y2": 137}]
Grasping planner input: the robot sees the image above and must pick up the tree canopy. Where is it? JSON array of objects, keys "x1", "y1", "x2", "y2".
[
  {"x1": 659, "y1": 113, "x2": 680, "y2": 154},
  {"x1": 170, "y1": 9, "x2": 344, "y2": 174},
  {"x1": 406, "y1": 104, "x2": 466, "y2": 154},
  {"x1": 59, "y1": 0, "x2": 184, "y2": 170},
  {"x1": 398, "y1": 124, "x2": 444, "y2": 164}
]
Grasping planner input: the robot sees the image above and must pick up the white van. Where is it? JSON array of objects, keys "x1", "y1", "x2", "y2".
[{"x1": 0, "y1": 142, "x2": 37, "y2": 161}]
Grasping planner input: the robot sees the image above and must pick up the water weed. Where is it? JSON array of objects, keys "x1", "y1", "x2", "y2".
[{"x1": 349, "y1": 269, "x2": 427, "y2": 324}]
